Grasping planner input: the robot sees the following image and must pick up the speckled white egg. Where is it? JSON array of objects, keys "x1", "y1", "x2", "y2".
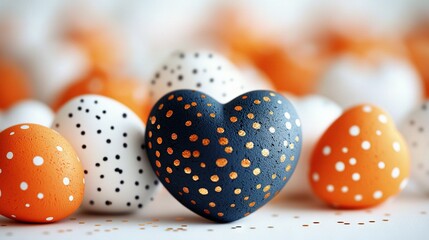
[
  {"x1": 318, "y1": 54, "x2": 423, "y2": 124},
  {"x1": 0, "y1": 100, "x2": 54, "y2": 131},
  {"x1": 52, "y1": 95, "x2": 160, "y2": 213},
  {"x1": 284, "y1": 94, "x2": 342, "y2": 197}
]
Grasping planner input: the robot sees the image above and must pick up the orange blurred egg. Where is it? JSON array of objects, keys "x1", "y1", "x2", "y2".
[
  {"x1": 53, "y1": 69, "x2": 150, "y2": 121},
  {"x1": 406, "y1": 25, "x2": 429, "y2": 97},
  {"x1": 309, "y1": 105, "x2": 410, "y2": 208},
  {"x1": 0, "y1": 59, "x2": 32, "y2": 109},
  {"x1": 0, "y1": 124, "x2": 84, "y2": 223}
]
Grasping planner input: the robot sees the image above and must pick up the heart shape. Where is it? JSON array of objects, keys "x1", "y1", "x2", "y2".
[{"x1": 145, "y1": 90, "x2": 302, "y2": 222}]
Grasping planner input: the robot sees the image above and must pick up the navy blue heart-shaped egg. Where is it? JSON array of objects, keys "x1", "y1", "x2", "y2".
[{"x1": 145, "y1": 90, "x2": 302, "y2": 222}]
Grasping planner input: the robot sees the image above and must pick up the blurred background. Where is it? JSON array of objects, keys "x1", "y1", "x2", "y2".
[{"x1": 1, "y1": 0, "x2": 429, "y2": 121}]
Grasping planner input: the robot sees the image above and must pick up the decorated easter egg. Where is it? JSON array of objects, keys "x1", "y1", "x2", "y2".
[
  {"x1": 53, "y1": 69, "x2": 150, "y2": 121},
  {"x1": 309, "y1": 105, "x2": 410, "y2": 208},
  {"x1": 284, "y1": 94, "x2": 342, "y2": 196},
  {"x1": 401, "y1": 102, "x2": 429, "y2": 193},
  {"x1": 317, "y1": 54, "x2": 423, "y2": 124},
  {"x1": 406, "y1": 25, "x2": 429, "y2": 97},
  {"x1": 0, "y1": 100, "x2": 54, "y2": 131},
  {"x1": 0, "y1": 124, "x2": 84, "y2": 223},
  {"x1": 0, "y1": 59, "x2": 32, "y2": 110},
  {"x1": 148, "y1": 50, "x2": 253, "y2": 104},
  {"x1": 145, "y1": 90, "x2": 302, "y2": 222},
  {"x1": 53, "y1": 95, "x2": 159, "y2": 213}
]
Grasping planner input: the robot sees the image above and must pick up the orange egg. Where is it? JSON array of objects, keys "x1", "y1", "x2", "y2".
[
  {"x1": 52, "y1": 69, "x2": 150, "y2": 121},
  {"x1": 0, "y1": 59, "x2": 32, "y2": 109},
  {"x1": 406, "y1": 25, "x2": 429, "y2": 97},
  {"x1": 309, "y1": 105, "x2": 410, "y2": 208},
  {"x1": 0, "y1": 124, "x2": 84, "y2": 223}
]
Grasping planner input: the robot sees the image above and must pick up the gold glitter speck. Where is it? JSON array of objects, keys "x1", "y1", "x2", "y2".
[
  {"x1": 229, "y1": 172, "x2": 238, "y2": 179},
  {"x1": 216, "y1": 158, "x2": 228, "y2": 167},
  {"x1": 166, "y1": 110, "x2": 173, "y2": 118},
  {"x1": 249, "y1": 202, "x2": 256, "y2": 207},
  {"x1": 189, "y1": 134, "x2": 198, "y2": 142},
  {"x1": 246, "y1": 142, "x2": 254, "y2": 149},
  {"x1": 173, "y1": 159, "x2": 180, "y2": 166},
  {"x1": 254, "y1": 100, "x2": 261, "y2": 104},
  {"x1": 184, "y1": 104, "x2": 191, "y2": 110},
  {"x1": 247, "y1": 113, "x2": 255, "y2": 119},
  {"x1": 215, "y1": 186, "x2": 222, "y2": 192},
  {"x1": 183, "y1": 187, "x2": 189, "y2": 193},
  {"x1": 171, "y1": 133, "x2": 178, "y2": 140},
  {"x1": 210, "y1": 175, "x2": 219, "y2": 182},
  {"x1": 185, "y1": 121, "x2": 192, "y2": 127},
  {"x1": 157, "y1": 137, "x2": 163, "y2": 144},
  {"x1": 230, "y1": 116, "x2": 238, "y2": 123},
  {"x1": 218, "y1": 137, "x2": 229, "y2": 145},
  {"x1": 238, "y1": 130, "x2": 246, "y2": 136},
  {"x1": 253, "y1": 168, "x2": 261, "y2": 176},
  {"x1": 234, "y1": 188, "x2": 242, "y2": 195},
  {"x1": 168, "y1": 94, "x2": 174, "y2": 100},
  {"x1": 182, "y1": 150, "x2": 191, "y2": 158},
  {"x1": 263, "y1": 185, "x2": 271, "y2": 192},
  {"x1": 224, "y1": 146, "x2": 233, "y2": 153},
  {"x1": 209, "y1": 202, "x2": 216, "y2": 207},
  {"x1": 202, "y1": 138, "x2": 210, "y2": 146},
  {"x1": 252, "y1": 122, "x2": 261, "y2": 129},
  {"x1": 234, "y1": 106, "x2": 243, "y2": 111},
  {"x1": 184, "y1": 167, "x2": 192, "y2": 174},
  {"x1": 241, "y1": 159, "x2": 251, "y2": 167},
  {"x1": 217, "y1": 127, "x2": 224, "y2": 133},
  {"x1": 199, "y1": 188, "x2": 208, "y2": 195}
]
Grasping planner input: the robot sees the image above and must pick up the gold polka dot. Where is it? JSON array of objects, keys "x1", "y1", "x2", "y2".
[
  {"x1": 184, "y1": 104, "x2": 191, "y2": 110},
  {"x1": 209, "y1": 202, "x2": 216, "y2": 207},
  {"x1": 173, "y1": 159, "x2": 180, "y2": 166},
  {"x1": 150, "y1": 116, "x2": 156, "y2": 124},
  {"x1": 207, "y1": 103, "x2": 212, "y2": 107},
  {"x1": 241, "y1": 159, "x2": 251, "y2": 168},
  {"x1": 158, "y1": 104, "x2": 164, "y2": 110},
  {"x1": 183, "y1": 187, "x2": 189, "y2": 193},
  {"x1": 191, "y1": 102, "x2": 197, "y2": 107},
  {"x1": 165, "y1": 177, "x2": 170, "y2": 183},
  {"x1": 280, "y1": 154, "x2": 286, "y2": 162},
  {"x1": 210, "y1": 113, "x2": 216, "y2": 118},
  {"x1": 217, "y1": 127, "x2": 224, "y2": 134},
  {"x1": 192, "y1": 175, "x2": 199, "y2": 181},
  {"x1": 166, "y1": 110, "x2": 173, "y2": 118},
  {"x1": 264, "y1": 193, "x2": 271, "y2": 199},
  {"x1": 269, "y1": 110, "x2": 274, "y2": 115},
  {"x1": 157, "y1": 137, "x2": 163, "y2": 144},
  {"x1": 189, "y1": 134, "x2": 198, "y2": 142},
  {"x1": 201, "y1": 94, "x2": 206, "y2": 99},
  {"x1": 244, "y1": 196, "x2": 249, "y2": 201},
  {"x1": 148, "y1": 131, "x2": 153, "y2": 138},
  {"x1": 192, "y1": 150, "x2": 200, "y2": 158},
  {"x1": 246, "y1": 142, "x2": 254, "y2": 149},
  {"x1": 155, "y1": 150, "x2": 160, "y2": 158},
  {"x1": 244, "y1": 212, "x2": 250, "y2": 217},
  {"x1": 230, "y1": 203, "x2": 236, "y2": 208},
  {"x1": 224, "y1": 146, "x2": 233, "y2": 154},
  {"x1": 199, "y1": 188, "x2": 208, "y2": 195},
  {"x1": 229, "y1": 172, "x2": 238, "y2": 179},
  {"x1": 270, "y1": 92, "x2": 276, "y2": 96},
  {"x1": 166, "y1": 167, "x2": 173, "y2": 173},
  {"x1": 182, "y1": 150, "x2": 191, "y2": 158},
  {"x1": 217, "y1": 212, "x2": 224, "y2": 217},
  {"x1": 253, "y1": 168, "x2": 261, "y2": 176},
  {"x1": 202, "y1": 138, "x2": 210, "y2": 146},
  {"x1": 215, "y1": 186, "x2": 222, "y2": 192},
  {"x1": 289, "y1": 143, "x2": 295, "y2": 149},
  {"x1": 177, "y1": 96, "x2": 183, "y2": 101},
  {"x1": 263, "y1": 185, "x2": 271, "y2": 192},
  {"x1": 185, "y1": 121, "x2": 192, "y2": 127},
  {"x1": 191, "y1": 200, "x2": 196, "y2": 205},
  {"x1": 168, "y1": 94, "x2": 174, "y2": 100},
  {"x1": 216, "y1": 158, "x2": 228, "y2": 167},
  {"x1": 203, "y1": 209, "x2": 210, "y2": 214},
  {"x1": 148, "y1": 142, "x2": 152, "y2": 149},
  {"x1": 249, "y1": 202, "x2": 256, "y2": 207},
  {"x1": 218, "y1": 137, "x2": 229, "y2": 145},
  {"x1": 197, "y1": 112, "x2": 202, "y2": 117},
  {"x1": 156, "y1": 124, "x2": 161, "y2": 130},
  {"x1": 295, "y1": 136, "x2": 300, "y2": 142},
  {"x1": 285, "y1": 165, "x2": 292, "y2": 172},
  {"x1": 261, "y1": 149, "x2": 270, "y2": 157},
  {"x1": 155, "y1": 160, "x2": 161, "y2": 168},
  {"x1": 282, "y1": 176, "x2": 287, "y2": 181},
  {"x1": 200, "y1": 162, "x2": 206, "y2": 168},
  {"x1": 271, "y1": 174, "x2": 277, "y2": 179},
  {"x1": 290, "y1": 155, "x2": 295, "y2": 161},
  {"x1": 230, "y1": 116, "x2": 238, "y2": 123},
  {"x1": 238, "y1": 130, "x2": 246, "y2": 136},
  {"x1": 247, "y1": 113, "x2": 255, "y2": 119},
  {"x1": 171, "y1": 133, "x2": 178, "y2": 140},
  {"x1": 242, "y1": 95, "x2": 248, "y2": 99},
  {"x1": 184, "y1": 167, "x2": 192, "y2": 174},
  {"x1": 234, "y1": 188, "x2": 242, "y2": 195},
  {"x1": 254, "y1": 99, "x2": 261, "y2": 104},
  {"x1": 252, "y1": 122, "x2": 261, "y2": 129},
  {"x1": 234, "y1": 106, "x2": 243, "y2": 111},
  {"x1": 256, "y1": 184, "x2": 261, "y2": 189},
  {"x1": 263, "y1": 96, "x2": 271, "y2": 102},
  {"x1": 210, "y1": 175, "x2": 219, "y2": 182}
]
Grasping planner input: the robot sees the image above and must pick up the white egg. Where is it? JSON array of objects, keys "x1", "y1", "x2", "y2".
[
  {"x1": 0, "y1": 100, "x2": 54, "y2": 131},
  {"x1": 52, "y1": 95, "x2": 160, "y2": 213},
  {"x1": 284, "y1": 94, "x2": 342, "y2": 197},
  {"x1": 401, "y1": 101, "x2": 429, "y2": 193},
  {"x1": 318, "y1": 54, "x2": 423, "y2": 124},
  {"x1": 149, "y1": 50, "x2": 254, "y2": 104}
]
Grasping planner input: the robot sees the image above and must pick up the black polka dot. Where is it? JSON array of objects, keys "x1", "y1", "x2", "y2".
[
  {"x1": 145, "y1": 185, "x2": 150, "y2": 190},
  {"x1": 135, "y1": 181, "x2": 139, "y2": 186},
  {"x1": 84, "y1": 170, "x2": 88, "y2": 174},
  {"x1": 122, "y1": 113, "x2": 127, "y2": 118},
  {"x1": 194, "y1": 53, "x2": 199, "y2": 58},
  {"x1": 138, "y1": 204, "x2": 143, "y2": 209},
  {"x1": 97, "y1": 187, "x2": 101, "y2": 192},
  {"x1": 115, "y1": 155, "x2": 120, "y2": 160},
  {"x1": 135, "y1": 195, "x2": 139, "y2": 200},
  {"x1": 110, "y1": 126, "x2": 115, "y2": 130},
  {"x1": 96, "y1": 115, "x2": 101, "y2": 120},
  {"x1": 105, "y1": 201, "x2": 112, "y2": 206},
  {"x1": 89, "y1": 200, "x2": 94, "y2": 205},
  {"x1": 178, "y1": 75, "x2": 183, "y2": 81},
  {"x1": 94, "y1": 100, "x2": 98, "y2": 104},
  {"x1": 68, "y1": 113, "x2": 73, "y2": 118},
  {"x1": 55, "y1": 123, "x2": 60, "y2": 128},
  {"x1": 80, "y1": 99, "x2": 84, "y2": 103},
  {"x1": 120, "y1": 180, "x2": 124, "y2": 184},
  {"x1": 179, "y1": 53, "x2": 185, "y2": 58},
  {"x1": 127, "y1": 202, "x2": 131, "y2": 207},
  {"x1": 85, "y1": 109, "x2": 90, "y2": 113},
  {"x1": 95, "y1": 163, "x2": 100, "y2": 167},
  {"x1": 97, "y1": 129, "x2": 102, "y2": 134},
  {"x1": 115, "y1": 188, "x2": 120, "y2": 192},
  {"x1": 81, "y1": 131, "x2": 85, "y2": 136},
  {"x1": 100, "y1": 175, "x2": 104, "y2": 179},
  {"x1": 82, "y1": 144, "x2": 87, "y2": 149},
  {"x1": 106, "y1": 139, "x2": 111, "y2": 144},
  {"x1": 123, "y1": 133, "x2": 128, "y2": 137},
  {"x1": 76, "y1": 124, "x2": 81, "y2": 128},
  {"x1": 167, "y1": 81, "x2": 172, "y2": 87},
  {"x1": 196, "y1": 83, "x2": 201, "y2": 88},
  {"x1": 192, "y1": 69, "x2": 198, "y2": 74},
  {"x1": 139, "y1": 169, "x2": 143, "y2": 174},
  {"x1": 137, "y1": 156, "x2": 142, "y2": 161},
  {"x1": 78, "y1": 106, "x2": 82, "y2": 111},
  {"x1": 123, "y1": 143, "x2": 128, "y2": 148},
  {"x1": 103, "y1": 156, "x2": 108, "y2": 161}
]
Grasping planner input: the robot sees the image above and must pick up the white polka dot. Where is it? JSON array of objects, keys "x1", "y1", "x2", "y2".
[
  {"x1": 83, "y1": 178, "x2": 85, "y2": 184},
  {"x1": 378, "y1": 161, "x2": 386, "y2": 169},
  {"x1": 46, "y1": 217, "x2": 54, "y2": 221},
  {"x1": 312, "y1": 173, "x2": 320, "y2": 182},
  {"x1": 20, "y1": 182, "x2": 28, "y2": 191},
  {"x1": 327, "y1": 185, "x2": 334, "y2": 192},
  {"x1": 335, "y1": 162, "x2": 345, "y2": 172},
  {"x1": 352, "y1": 173, "x2": 361, "y2": 181},
  {"x1": 63, "y1": 177, "x2": 70, "y2": 186},
  {"x1": 361, "y1": 141, "x2": 371, "y2": 150},
  {"x1": 393, "y1": 142, "x2": 401, "y2": 152},
  {"x1": 363, "y1": 106, "x2": 372, "y2": 112},
  {"x1": 400, "y1": 178, "x2": 409, "y2": 190},
  {"x1": 342, "y1": 147, "x2": 348, "y2": 153},
  {"x1": 283, "y1": 140, "x2": 288, "y2": 147},
  {"x1": 0, "y1": 169, "x2": 2, "y2": 174},
  {"x1": 323, "y1": 146, "x2": 331, "y2": 156},
  {"x1": 285, "y1": 122, "x2": 292, "y2": 130},
  {"x1": 295, "y1": 119, "x2": 301, "y2": 127},
  {"x1": 69, "y1": 195, "x2": 74, "y2": 202},
  {"x1": 378, "y1": 114, "x2": 387, "y2": 124},
  {"x1": 25, "y1": 203, "x2": 30, "y2": 208},
  {"x1": 11, "y1": 215, "x2": 16, "y2": 218},
  {"x1": 9, "y1": 132, "x2": 15, "y2": 136},
  {"x1": 376, "y1": 130, "x2": 382, "y2": 136},
  {"x1": 391, "y1": 168, "x2": 400, "y2": 179},
  {"x1": 354, "y1": 194, "x2": 363, "y2": 201},
  {"x1": 349, "y1": 158, "x2": 357, "y2": 165},
  {"x1": 373, "y1": 191, "x2": 383, "y2": 199},
  {"x1": 277, "y1": 100, "x2": 282, "y2": 104},
  {"x1": 33, "y1": 156, "x2": 44, "y2": 166},
  {"x1": 341, "y1": 186, "x2": 349, "y2": 193},
  {"x1": 20, "y1": 125, "x2": 30, "y2": 129},
  {"x1": 284, "y1": 112, "x2": 291, "y2": 119},
  {"x1": 6, "y1": 152, "x2": 13, "y2": 160},
  {"x1": 269, "y1": 127, "x2": 276, "y2": 133},
  {"x1": 0, "y1": 189, "x2": 2, "y2": 197},
  {"x1": 56, "y1": 146, "x2": 63, "y2": 152},
  {"x1": 37, "y1": 193, "x2": 44, "y2": 199},
  {"x1": 349, "y1": 125, "x2": 360, "y2": 136}
]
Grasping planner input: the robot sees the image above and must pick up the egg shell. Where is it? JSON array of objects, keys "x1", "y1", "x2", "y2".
[
  {"x1": 401, "y1": 101, "x2": 429, "y2": 193},
  {"x1": 0, "y1": 59, "x2": 32, "y2": 110},
  {"x1": 149, "y1": 50, "x2": 254, "y2": 105},
  {"x1": 145, "y1": 90, "x2": 302, "y2": 222},
  {"x1": 53, "y1": 69, "x2": 150, "y2": 121},
  {"x1": 317, "y1": 54, "x2": 423, "y2": 124},
  {"x1": 309, "y1": 105, "x2": 410, "y2": 208},
  {"x1": 0, "y1": 100, "x2": 54, "y2": 131},
  {"x1": 53, "y1": 95, "x2": 159, "y2": 213},
  {"x1": 284, "y1": 94, "x2": 342, "y2": 197},
  {"x1": 0, "y1": 124, "x2": 84, "y2": 223}
]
